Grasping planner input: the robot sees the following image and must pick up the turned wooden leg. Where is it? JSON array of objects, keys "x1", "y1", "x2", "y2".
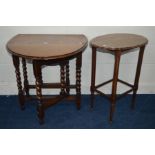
[
  {"x1": 66, "y1": 61, "x2": 70, "y2": 95},
  {"x1": 12, "y1": 55, "x2": 25, "y2": 110},
  {"x1": 131, "y1": 46, "x2": 145, "y2": 109},
  {"x1": 33, "y1": 61, "x2": 43, "y2": 85},
  {"x1": 33, "y1": 60, "x2": 44, "y2": 124},
  {"x1": 60, "y1": 63, "x2": 66, "y2": 95},
  {"x1": 22, "y1": 58, "x2": 29, "y2": 97},
  {"x1": 90, "y1": 47, "x2": 97, "y2": 110},
  {"x1": 76, "y1": 53, "x2": 82, "y2": 110},
  {"x1": 110, "y1": 51, "x2": 121, "y2": 122}
]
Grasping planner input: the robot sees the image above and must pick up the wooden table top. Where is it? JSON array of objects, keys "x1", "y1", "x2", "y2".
[
  {"x1": 7, "y1": 34, "x2": 88, "y2": 60},
  {"x1": 90, "y1": 33, "x2": 148, "y2": 51}
]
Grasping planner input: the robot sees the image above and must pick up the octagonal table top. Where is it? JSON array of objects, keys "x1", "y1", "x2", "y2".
[{"x1": 90, "y1": 33, "x2": 148, "y2": 51}]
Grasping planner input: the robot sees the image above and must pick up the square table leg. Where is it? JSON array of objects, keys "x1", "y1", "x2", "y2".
[
  {"x1": 90, "y1": 47, "x2": 97, "y2": 110},
  {"x1": 131, "y1": 46, "x2": 145, "y2": 109},
  {"x1": 110, "y1": 51, "x2": 121, "y2": 122}
]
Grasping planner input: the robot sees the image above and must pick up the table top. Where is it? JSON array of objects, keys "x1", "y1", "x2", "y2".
[
  {"x1": 90, "y1": 33, "x2": 148, "y2": 51},
  {"x1": 7, "y1": 34, "x2": 88, "y2": 60}
]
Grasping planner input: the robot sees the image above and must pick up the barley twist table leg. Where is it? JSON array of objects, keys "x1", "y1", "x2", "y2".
[
  {"x1": 66, "y1": 61, "x2": 70, "y2": 95},
  {"x1": 60, "y1": 63, "x2": 66, "y2": 95},
  {"x1": 12, "y1": 55, "x2": 25, "y2": 110},
  {"x1": 22, "y1": 58, "x2": 29, "y2": 97},
  {"x1": 76, "y1": 54, "x2": 82, "y2": 110},
  {"x1": 33, "y1": 61, "x2": 44, "y2": 124}
]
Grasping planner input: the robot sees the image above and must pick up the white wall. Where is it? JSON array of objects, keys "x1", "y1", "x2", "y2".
[{"x1": 0, "y1": 26, "x2": 155, "y2": 95}]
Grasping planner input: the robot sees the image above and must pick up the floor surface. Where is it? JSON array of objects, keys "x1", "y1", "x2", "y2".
[{"x1": 0, "y1": 95, "x2": 155, "y2": 129}]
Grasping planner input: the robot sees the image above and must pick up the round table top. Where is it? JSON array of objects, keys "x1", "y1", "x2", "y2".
[
  {"x1": 90, "y1": 33, "x2": 148, "y2": 51},
  {"x1": 7, "y1": 34, "x2": 88, "y2": 60}
]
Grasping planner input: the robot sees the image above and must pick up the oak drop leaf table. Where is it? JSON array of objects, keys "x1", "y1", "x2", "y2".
[
  {"x1": 90, "y1": 33, "x2": 148, "y2": 122},
  {"x1": 7, "y1": 34, "x2": 88, "y2": 124}
]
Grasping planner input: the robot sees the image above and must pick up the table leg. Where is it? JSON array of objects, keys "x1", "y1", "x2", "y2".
[
  {"x1": 33, "y1": 61, "x2": 44, "y2": 124},
  {"x1": 76, "y1": 53, "x2": 82, "y2": 110},
  {"x1": 66, "y1": 61, "x2": 70, "y2": 95},
  {"x1": 110, "y1": 51, "x2": 121, "y2": 122},
  {"x1": 131, "y1": 46, "x2": 145, "y2": 109},
  {"x1": 60, "y1": 63, "x2": 66, "y2": 95},
  {"x1": 12, "y1": 55, "x2": 25, "y2": 110},
  {"x1": 90, "y1": 47, "x2": 97, "y2": 110},
  {"x1": 22, "y1": 58, "x2": 29, "y2": 97}
]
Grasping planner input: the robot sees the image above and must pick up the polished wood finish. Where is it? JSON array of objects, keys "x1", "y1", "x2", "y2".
[
  {"x1": 7, "y1": 34, "x2": 87, "y2": 124},
  {"x1": 91, "y1": 33, "x2": 148, "y2": 51},
  {"x1": 7, "y1": 34, "x2": 87, "y2": 60},
  {"x1": 90, "y1": 33, "x2": 148, "y2": 122}
]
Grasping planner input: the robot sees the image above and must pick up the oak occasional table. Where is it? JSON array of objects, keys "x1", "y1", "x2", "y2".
[
  {"x1": 90, "y1": 33, "x2": 148, "y2": 122},
  {"x1": 7, "y1": 34, "x2": 88, "y2": 124}
]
